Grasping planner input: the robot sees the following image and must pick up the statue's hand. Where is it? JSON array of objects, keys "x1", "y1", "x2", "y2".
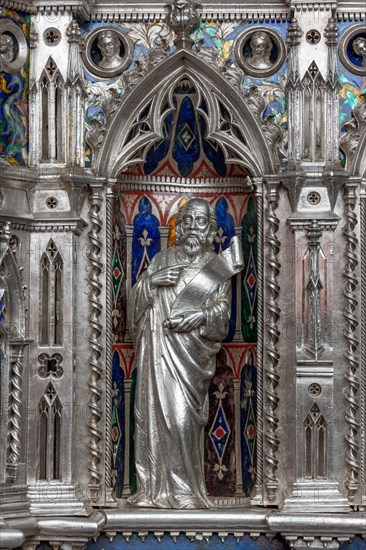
[
  {"x1": 169, "y1": 310, "x2": 206, "y2": 332},
  {"x1": 150, "y1": 265, "x2": 184, "y2": 287}
]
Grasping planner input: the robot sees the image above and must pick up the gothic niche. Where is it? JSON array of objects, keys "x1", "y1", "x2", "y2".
[
  {"x1": 304, "y1": 402, "x2": 327, "y2": 480},
  {"x1": 38, "y1": 382, "x2": 62, "y2": 481},
  {"x1": 39, "y1": 239, "x2": 63, "y2": 346},
  {"x1": 39, "y1": 58, "x2": 65, "y2": 163},
  {"x1": 110, "y1": 77, "x2": 259, "y2": 503},
  {"x1": 302, "y1": 61, "x2": 325, "y2": 162}
]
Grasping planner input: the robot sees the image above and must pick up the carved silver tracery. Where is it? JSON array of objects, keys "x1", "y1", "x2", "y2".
[{"x1": 96, "y1": 51, "x2": 276, "y2": 179}]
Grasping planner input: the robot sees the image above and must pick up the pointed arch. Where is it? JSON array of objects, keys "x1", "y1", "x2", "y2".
[{"x1": 96, "y1": 50, "x2": 278, "y2": 178}]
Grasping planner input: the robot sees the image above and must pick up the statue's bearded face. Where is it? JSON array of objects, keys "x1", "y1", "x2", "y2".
[{"x1": 180, "y1": 203, "x2": 210, "y2": 256}]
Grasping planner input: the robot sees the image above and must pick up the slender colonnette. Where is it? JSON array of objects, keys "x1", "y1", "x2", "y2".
[
  {"x1": 343, "y1": 184, "x2": 360, "y2": 500},
  {"x1": 359, "y1": 196, "x2": 365, "y2": 487},
  {"x1": 254, "y1": 179, "x2": 264, "y2": 499},
  {"x1": 264, "y1": 182, "x2": 281, "y2": 502},
  {"x1": 104, "y1": 186, "x2": 114, "y2": 492},
  {"x1": 88, "y1": 185, "x2": 104, "y2": 501},
  {"x1": 7, "y1": 349, "x2": 24, "y2": 482}
]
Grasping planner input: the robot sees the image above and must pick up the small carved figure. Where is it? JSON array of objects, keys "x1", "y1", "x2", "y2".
[
  {"x1": 352, "y1": 36, "x2": 366, "y2": 67},
  {"x1": 247, "y1": 31, "x2": 273, "y2": 70},
  {"x1": 97, "y1": 30, "x2": 123, "y2": 70},
  {"x1": 128, "y1": 198, "x2": 243, "y2": 509}
]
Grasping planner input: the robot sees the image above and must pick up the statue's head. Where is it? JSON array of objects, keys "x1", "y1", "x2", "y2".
[
  {"x1": 175, "y1": 198, "x2": 218, "y2": 256},
  {"x1": 353, "y1": 36, "x2": 366, "y2": 57},
  {"x1": 97, "y1": 30, "x2": 120, "y2": 59},
  {"x1": 250, "y1": 31, "x2": 272, "y2": 60}
]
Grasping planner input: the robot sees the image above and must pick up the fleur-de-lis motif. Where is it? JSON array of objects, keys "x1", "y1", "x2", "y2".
[
  {"x1": 247, "y1": 314, "x2": 256, "y2": 329},
  {"x1": 113, "y1": 224, "x2": 121, "y2": 242},
  {"x1": 138, "y1": 229, "x2": 152, "y2": 248},
  {"x1": 213, "y1": 382, "x2": 228, "y2": 400},
  {"x1": 247, "y1": 225, "x2": 256, "y2": 243},
  {"x1": 214, "y1": 462, "x2": 228, "y2": 480},
  {"x1": 214, "y1": 227, "x2": 228, "y2": 252}
]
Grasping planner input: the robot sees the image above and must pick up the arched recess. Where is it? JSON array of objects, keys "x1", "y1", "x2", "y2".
[
  {"x1": 96, "y1": 49, "x2": 278, "y2": 179},
  {"x1": 99, "y1": 48, "x2": 275, "y2": 504}
]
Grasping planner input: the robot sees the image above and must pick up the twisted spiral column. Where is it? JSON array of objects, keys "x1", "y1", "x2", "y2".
[
  {"x1": 254, "y1": 180, "x2": 264, "y2": 500},
  {"x1": 359, "y1": 197, "x2": 365, "y2": 487},
  {"x1": 264, "y1": 183, "x2": 281, "y2": 502},
  {"x1": 343, "y1": 184, "x2": 360, "y2": 500},
  {"x1": 105, "y1": 185, "x2": 114, "y2": 493},
  {"x1": 88, "y1": 185, "x2": 104, "y2": 501},
  {"x1": 7, "y1": 344, "x2": 25, "y2": 482}
]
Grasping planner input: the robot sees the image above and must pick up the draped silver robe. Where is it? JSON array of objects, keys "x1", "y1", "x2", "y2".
[{"x1": 128, "y1": 246, "x2": 231, "y2": 509}]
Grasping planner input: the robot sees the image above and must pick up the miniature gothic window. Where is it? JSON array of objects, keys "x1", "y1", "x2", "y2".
[
  {"x1": 302, "y1": 62, "x2": 325, "y2": 162},
  {"x1": 304, "y1": 403, "x2": 327, "y2": 480},
  {"x1": 40, "y1": 58, "x2": 65, "y2": 163},
  {"x1": 38, "y1": 383, "x2": 62, "y2": 481},
  {"x1": 39, "y1": 240, "x2": 63, "y2": 346}
]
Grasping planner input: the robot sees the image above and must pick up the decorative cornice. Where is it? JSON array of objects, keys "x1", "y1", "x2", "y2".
[
  {"x1": 89, "y1": 2, "x2": 290, "y2": 22},
  {"x1": 292, "y1": 1, "x2": 337, "y2": 12},
  {"x1": 1, "y1": 216, "x2": 87, "y2": 235},
  {"x1": 338, "y1": 1, "x2": 366, "y2": 20},
  {"x1": 2, "y1": 0, "x2": 365, "y2": 22},
  {"x1": 0, "y1": 0, "x2": 35, "y2": 13},
  {"x1": 34, "y1": 0, "x2": 92, "y2": 18},
  {"x1": 118, "y1": 174, "x2": 254, "y2": 194}
]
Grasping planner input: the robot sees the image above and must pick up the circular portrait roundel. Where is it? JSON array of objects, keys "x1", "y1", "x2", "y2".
[
  {"x1": 0, "y1": 20, "x2": 28, "y2": 74},
  {"x1": 339, "y1": 24, "x2": 366, "y2": 76},
  {"x1": 234, "y1": 26, "x2": 286, "y2": 78},
  {"x1": 82, "y1": 27, "x2": 133, "y2": 79}
]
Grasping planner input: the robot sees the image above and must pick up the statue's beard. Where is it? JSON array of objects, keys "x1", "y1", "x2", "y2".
[{"x1": 181, "y1": 232, "x2": 209, "y2": 257}]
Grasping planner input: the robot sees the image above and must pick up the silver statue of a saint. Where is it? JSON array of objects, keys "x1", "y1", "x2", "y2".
[{"x1": 128, "y1": 198, "x2": 243, "y2": 509}]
